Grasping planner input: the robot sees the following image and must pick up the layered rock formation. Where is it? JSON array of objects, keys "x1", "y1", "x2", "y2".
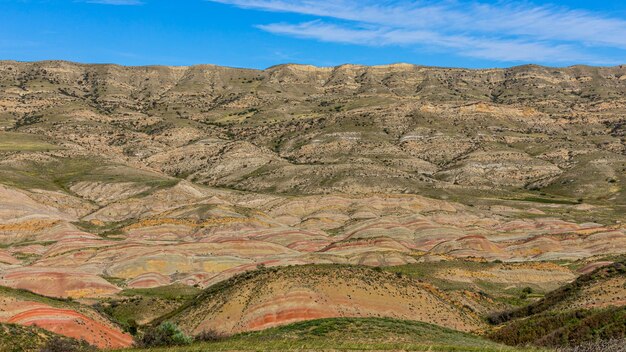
[{"x1": 1, "y1": 61, "x2": 625, "y2": 345}]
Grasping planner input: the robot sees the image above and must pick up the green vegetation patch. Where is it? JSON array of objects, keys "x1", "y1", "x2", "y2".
[
  {"x1": 0, "y1": 323, "x2": 87, "y2": 352},
  {"x1": 515, "y1": 196, "x2": 581, "y2": 205},
  {"x1": 490, "y1": 307, "x2": 626, "y2": 348},
  {"x1": 0, "y1": 156, "x2": 177, "y2": 192},
  {"x1": 0, "y1": 132, "x2": 61, "y2": 151},
  {"x1": 386, "y1": 260, "x2": 554, "y2": 307},
  {"x1": 0, "y1": 285, "x2": 78, "y2": 308},
  {"x1": 95, "y1": 284, "x2": 203, "y2": 333},
  {"x1": 120, "y1": 283, "x2": 202, "y2": 301},
  {"x1": 119, "y1": 317, "x2": 541, "y2": 352},
  {"x1": 488, "y1": 258, "x2": 626, "y2": 325},
  {"x1": 73, "y1": 218, "x2": 139, "y2": 239}
]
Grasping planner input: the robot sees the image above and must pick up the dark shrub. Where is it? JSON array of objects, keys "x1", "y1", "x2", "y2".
[
  {"x1": 139, "y1": 322, "x2": 193, "y2": 347},
  {"x1": 487, "y1": 309, "x2": 513, "y2": 325},
  {"x1": 195, "y1": 329, "x2": 226, "y2": 342},
  {"x1": 126, "y1": 319, "x2": 138, "y2": 335},
  {"x1": 39, "y1": 337, "x2": 95, "y2": 352}
]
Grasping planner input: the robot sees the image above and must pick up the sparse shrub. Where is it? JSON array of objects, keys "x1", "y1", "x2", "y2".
[
  {"x1": 490, "y1": 307, "x2": 626, "y2": 347},
  {"x1": 556, "y1": 339, "x2": 626, "y2": 352},
  {"x1": 126, "y1": 319, "x2": 138, "y2": 335},
  {"x1": 520, "y1": 286, "x2": 535, "y2": 299},
  {"x1": 195, "y1": 329, "x2": 226, "y2": 342},
  {"x1": 39, "y1": 337, "x2": 95, "y2": 352},
  {"x1": 487, "y1": 309, "x2": 513, "y2": 325},
  {"x1": 139, "y1": 322, "x2": 193, "y2": 347}
]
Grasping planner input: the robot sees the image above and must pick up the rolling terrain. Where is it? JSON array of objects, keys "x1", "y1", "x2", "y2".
[
  {"x1": 0, "y1": 286, "x2": 131, "y2": 349},
  {"x1": 1, "y1": 60, "x2": 626, "y2": 350},
  {"x1": 118, "y1": 317, "x2": 541, "y2": 352},
  {"x1": 162, "y1": 264, "x2": 484, "y2": 335},
  {"x1": 489, "y1": 258, "x2": 626, "y2": 348}
]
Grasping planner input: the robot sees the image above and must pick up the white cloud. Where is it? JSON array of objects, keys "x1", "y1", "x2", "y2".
[
  {"x1": 258, "y1": 21, "x2": 593, "y2": 63},
  {"x1": 208, "y1": 0, "x2": 626, "y2": 64}
]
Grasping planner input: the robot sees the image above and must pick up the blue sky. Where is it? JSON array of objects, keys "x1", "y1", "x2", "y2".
[{"x1": 1, "y1": 0, "x2": 626, "y2": 68}]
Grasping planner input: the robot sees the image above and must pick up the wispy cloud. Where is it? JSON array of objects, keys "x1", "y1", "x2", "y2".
[
  {"x1": 207, "y1": 0, "x2": 626, "y2": 64},
  {"x1": 85, "y1": 0, "x2": 143, "y2": 5},
  {"x1": 258, "y1": 21, "x2": 593, "y2": 63}
]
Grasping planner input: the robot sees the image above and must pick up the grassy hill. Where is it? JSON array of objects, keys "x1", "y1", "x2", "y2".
[
  {"x1": 117, "y1": 317, "x2": 543, "y2": 352},
  {"x1": 489, "y1": 258, "x2": 626, "y2": 324},
  {"x1": 0, "y1": 323, "x2": 95, "y2": 352},
  {"x1": 156, "y1": 264, "x2": 487, "y2": 336},
  {"x1": 0, "y1": 323, "x2": 60, "y2": 352},
  {"x1": 490, "y1": 307, "x2": 626, "y2": 348},
  {"x1": 489, "y1": 257, "x2": 626, "y2": 347}
]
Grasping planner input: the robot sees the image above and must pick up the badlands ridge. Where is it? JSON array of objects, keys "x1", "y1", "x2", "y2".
[{"x1": 0, "y1": 61, "x2": 625, "y2": 349}]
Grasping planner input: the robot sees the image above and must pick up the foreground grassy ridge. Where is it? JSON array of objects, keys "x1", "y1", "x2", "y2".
[
  {"x1": 0, "y1": 323, "x2": 97, "y2": 352},
  {"x1": 118, "y1": 317, "x2": 543, "y2": 352},
  {"x1": 0, "y1": 323, "x2": 59, "y2": 352},
  {"x1": 486, "y1": 258, "x2": 626, "y2": 348},
  {"x1": 490, "y1": 307, "x2": 626, "y2": 347},
  {"x1": 489, "y1": 258, "x2": 626, "y2": 324}
]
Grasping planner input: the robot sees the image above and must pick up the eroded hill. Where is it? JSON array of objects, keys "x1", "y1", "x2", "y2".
[
  {"x1": 1, "y1": 61, "x2": 626, "y2": 348},
  {"x1": 163, "y1": 265, "x2": 484, "y2": 335},
  {"x1": 0, "y1": 61, "x2": 625, "y2": 204}
]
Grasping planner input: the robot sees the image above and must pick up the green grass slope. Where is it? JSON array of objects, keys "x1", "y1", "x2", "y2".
[
  {"x1": 489, "y1": 307, "x2": 626, "y2": 348},
  {"x1": 0, "y1": 132, "x2": 61, "y2": 152},
  {"x1": 488, "y1": 257, "x2": 626, "y2": 348},
  {"x1": 95, "y1": 284, "x2": 203, "y2": 328},
  {"x1": 488, "y1": 258, "x2": 626, "y2": 324},
  {"x1": 118, "y1": 317, "x2": 543, "y2": 352},
  {"x1": 0, "y1": 323, "x2": 91, "y2": 352},
  {"x1": 0, "y1": 156, "x2": 177, "y2": 192}
]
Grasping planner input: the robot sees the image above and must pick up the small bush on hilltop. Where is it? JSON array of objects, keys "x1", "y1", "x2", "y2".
[{"x1": 138, "y1": 322, "x2": 193, "y2": 348}]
